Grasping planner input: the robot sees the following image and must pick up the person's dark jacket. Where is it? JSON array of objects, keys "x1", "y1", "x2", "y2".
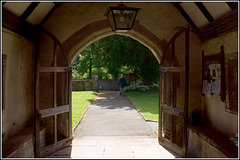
[{"x1": 118, "y1": 77, "x2": 128, "y2": 88}]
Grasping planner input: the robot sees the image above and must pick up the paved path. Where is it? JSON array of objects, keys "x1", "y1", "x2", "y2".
[
  {"x1": 74, "y1": 92, "x2": 155, "y2": 137},
  {"x1": 46, "y1": 91, "x2": 180, "y2": 158}
]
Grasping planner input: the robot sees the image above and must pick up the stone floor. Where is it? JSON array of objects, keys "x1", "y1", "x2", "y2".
[{"x1": 46, "y1": 136, "x2": 179, "y2": 159}]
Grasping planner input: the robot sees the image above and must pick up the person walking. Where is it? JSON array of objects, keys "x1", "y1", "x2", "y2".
[{"x1": 118, "y1": 74, "x2": 128, "y2": 96}]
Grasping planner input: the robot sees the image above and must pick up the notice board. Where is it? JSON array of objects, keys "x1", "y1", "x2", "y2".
[{"x1": 201, "y1": 45, "x2": 225, "y2": 102}]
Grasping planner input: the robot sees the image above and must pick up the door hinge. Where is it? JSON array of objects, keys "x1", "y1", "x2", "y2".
[{"x1": 64, "y1": 67, "x2": 72, "y2": 72}]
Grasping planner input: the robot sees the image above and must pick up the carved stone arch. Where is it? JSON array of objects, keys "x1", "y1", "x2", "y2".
[{"x1": 62, "y1": 19, "x2": 166, "y2": 64}]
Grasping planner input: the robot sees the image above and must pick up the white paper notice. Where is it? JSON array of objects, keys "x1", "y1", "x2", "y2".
[
  {"x1": 206, "y1": 82, "x2": 212, "y2": 98},
  {"x1": 212, "y1": 78, "x2": 221, "y2": 95},
  {"x1": 202, "y1": 80, "x2": 208, "y2": 94}
]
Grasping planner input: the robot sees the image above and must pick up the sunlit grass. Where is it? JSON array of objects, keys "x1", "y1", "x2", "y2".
[
  {"x1": 126, "y1": 90, "x2": 159, "y2": 121},
  {"x1": 72, "y1": 91, "x2": 98, "y2": 129}
]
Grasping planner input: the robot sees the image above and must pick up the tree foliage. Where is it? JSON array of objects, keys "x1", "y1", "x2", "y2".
[{"x1": 73, "y1": 34, "x2": 159, "y2": 84}]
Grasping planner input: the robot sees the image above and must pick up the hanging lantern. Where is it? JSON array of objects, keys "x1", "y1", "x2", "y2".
[{"x1": 105, "y1": 3, "x2": 140, "y2": 33}]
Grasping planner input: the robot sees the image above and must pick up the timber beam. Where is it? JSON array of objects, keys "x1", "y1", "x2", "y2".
[
  {"x1": 2, "y1": 8, "x2": 36, "y2": 40},
  {"x1": 195, "y1": 2, "x2": 214, "y2": 22},
  {"x1": 173, "y1": 3, "x2": 238, "y2": 42},
  {"x1": 20, "y1": 2, "x2": 40, "y2": 20},
  {"x1": 196, "y1": 9, "x2": 238, "y2": 41},
  {"x1": 173, "y1": 2, "x2": 198, "y2": 31},
  {"x1": 227, "y1": 2, "x2": 238, "y2": 10}
]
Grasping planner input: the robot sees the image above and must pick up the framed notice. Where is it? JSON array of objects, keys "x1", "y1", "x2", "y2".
[{"x1": 202, "y1": 45, "x2": 225, "y2": 102}]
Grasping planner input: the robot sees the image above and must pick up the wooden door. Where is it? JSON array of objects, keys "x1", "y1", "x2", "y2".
[
  {"x1": 158, "y1": 27, "x2": 189, "y2": 157},
  {"x1": 34, "y1": 26, "x2": 72, "y2": 157}
]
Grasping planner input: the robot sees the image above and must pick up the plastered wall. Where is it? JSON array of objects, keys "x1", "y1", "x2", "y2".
[
  {"x1": 201, "y1": 31, "x2": 238, "y2": 137},
  {"x1": 2, "y1": 29, "x2": 34, "y2": 141}
]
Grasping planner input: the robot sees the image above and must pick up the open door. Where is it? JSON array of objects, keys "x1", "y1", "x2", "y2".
[
  {"x1": 34, "y1": 26, "x2": 72, "y2": 157},
  {"x1": 158, "y1": 27, "x2": 189, "y2": 157}
]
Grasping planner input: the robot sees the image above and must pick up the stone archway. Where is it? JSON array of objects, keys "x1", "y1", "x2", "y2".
[{"x1": 61, "y1": 19, "x2": 167, "y2": 64}]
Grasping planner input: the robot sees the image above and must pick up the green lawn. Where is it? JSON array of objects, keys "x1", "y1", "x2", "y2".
[
  {"x1": 126, "y1": 90, "x2": 159, "y2": 121},
  {"x1": 72, "y1": 91, "x2": 98, "y2": 129}
]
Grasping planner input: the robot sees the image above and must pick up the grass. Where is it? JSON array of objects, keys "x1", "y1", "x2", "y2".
[
  {"x1": 126, "y1": 90, "x2": 159, "y2": 121},
  {"x1": 72, "y1": 91, "x2": 98, "y2": 129}
]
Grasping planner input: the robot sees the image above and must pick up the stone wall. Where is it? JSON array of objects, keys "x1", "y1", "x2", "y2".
[
  {"x1": 91, "y1": 74, "x2": 99, "y2": 91},
  {"x1": 72, "y1": 78, "x2": 120, "y2": 91},
  {"x1": 72, "y1": 79, "x2": 92, "y2": 91}
]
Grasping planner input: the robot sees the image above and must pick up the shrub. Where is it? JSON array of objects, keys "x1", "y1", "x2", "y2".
[
  {"x1": 124, "y1": 82, "x2": 159, "y2": 92},
  {"x1": 150, "y1": 82, "x2": 159, "y2": 90},
  {"x1": 124, "y1": 82, "x2": 154, "y2": 92}
]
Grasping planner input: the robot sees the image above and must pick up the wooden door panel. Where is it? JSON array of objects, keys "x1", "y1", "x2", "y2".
[
  {"x1": 35, "y1": 27, "x2": 72, "y2": 157},
  {"x1": 175, "y1": 72, "x2": 185, "y2": 110},
  {"x1": 57, "y1": 112, "x2": 69, "y2": 141},
  {"x1": 159, "y1": 28, "x2": 189, "y2": 157}
]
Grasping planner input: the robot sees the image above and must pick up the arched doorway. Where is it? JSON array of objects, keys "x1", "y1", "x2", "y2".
[
  {"x1": 35, "y1": 19, "x2": 189, "y2": 158},
  {"x1": 64, "y1": 20, "x2": 190, "y2": 157}
]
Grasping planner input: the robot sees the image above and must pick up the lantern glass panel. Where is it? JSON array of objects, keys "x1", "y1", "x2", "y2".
[
  {"x1": 106, "y1": 10, "x2": 116, "y2": 31},
  {"x1": 113, "y1": 9, "x2": 137, "y2": 29}
]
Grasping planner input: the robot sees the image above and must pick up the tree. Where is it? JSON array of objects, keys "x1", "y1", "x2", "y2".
[
  {"x1": 72, "y1": 34, "x2": 159, "y2": 84},
  {"x1": 72, "y1": 46, "x2": 92, "y2": 79}
]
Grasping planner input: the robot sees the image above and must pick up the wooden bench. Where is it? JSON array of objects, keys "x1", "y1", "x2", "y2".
[
  {"x1": 187, "y1": 125, "x2": 238, "y2": 158},
  {"x1": 3, "y1": 125, "x2": 46, "y2": 158},
  {"x1": 3, "y1": 127, "x2": 34, "y2": 158}
]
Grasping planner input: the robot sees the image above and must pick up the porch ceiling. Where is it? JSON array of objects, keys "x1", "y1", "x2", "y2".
[{"x1": 2, "y1": 1, "x2": 238, "y2": 43}]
